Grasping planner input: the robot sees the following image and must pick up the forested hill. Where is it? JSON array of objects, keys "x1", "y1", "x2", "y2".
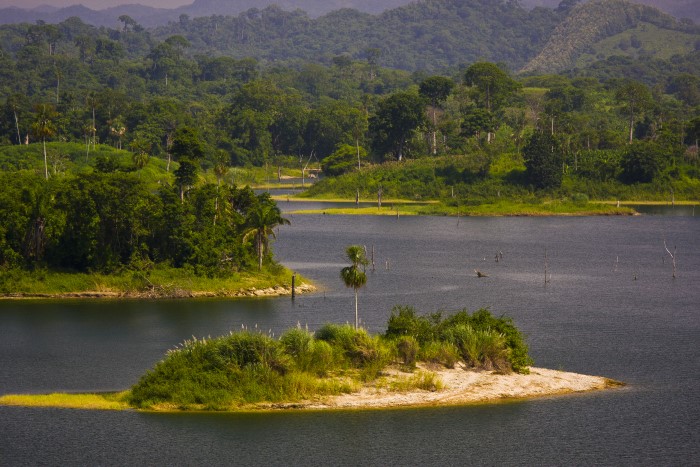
[
  {"x1": 0, "y1": 0, "x2": 696, "y2": 74},
  {"x1": 521, "y1": 0, "x2": 699, "y2": 74},
  {"x1": 154, "y1": 0, "x2": 561, "y2": 72},
  {"x1": 154, "y1": 0, "x2": 697, "y2": 73}
]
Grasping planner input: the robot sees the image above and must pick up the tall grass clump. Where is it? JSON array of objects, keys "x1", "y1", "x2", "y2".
[
  {"x1": 280, "y1": 326, "x2": 334, "y2": 376},
  {"x1": 384, "y1": 306, "x2": 532, "y2": 373},
  {"x1": 443, "y1": 324, "x2": 510, "y2": 372},
  {"x1": 315, "y1": 324, "x2": 384, "y2": 368}
]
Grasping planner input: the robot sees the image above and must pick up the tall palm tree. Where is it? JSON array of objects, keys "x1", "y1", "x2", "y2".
[
  {"x1": 31, "y1": 104, "x2": 57, "y2": 180},
  {"x1": 242, "y1": 203, "x2": 290, "y2": 271},
  {"x1": 340, "y1": 245, "x2": 369, "y2": 329}
]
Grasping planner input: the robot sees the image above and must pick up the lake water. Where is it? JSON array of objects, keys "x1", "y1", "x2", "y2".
[{"x1": 1, "y1": 214, "x2": 699, "y2": 465}]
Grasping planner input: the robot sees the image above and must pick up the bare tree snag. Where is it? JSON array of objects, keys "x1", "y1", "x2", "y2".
[{"x1": 664, "y1": 239, "x2": 677, "y2": 278}]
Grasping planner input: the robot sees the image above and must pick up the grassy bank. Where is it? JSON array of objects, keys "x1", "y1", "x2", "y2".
[
  {"x1": 287, "y1": 200, "x2": 635, "y2": 216},
  {"x1": 296, "y1": 154, "x2": 699, "y2": 215},
  {"x1": 0, "y1": 266, "x2": 310, "y2": 299}
]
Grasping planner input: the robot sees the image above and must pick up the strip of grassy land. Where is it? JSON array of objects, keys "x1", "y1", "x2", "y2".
[
  {"x1": 598, "y1": 200, "x2": 699, "y2": 206},
  {"x1": 0, "y1": 392, "x2": 130, "y2": 410},
  {"x1": 289, "y1": 200, "x2": 635, "y2": 216},
  {"x1": 0, "y1": 265, "x2": 310, "y2": 298}
]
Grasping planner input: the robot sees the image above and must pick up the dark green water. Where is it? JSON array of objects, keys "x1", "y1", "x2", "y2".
[{"x1": 1, "y1": 215, "x2": 698, "y2": 465}]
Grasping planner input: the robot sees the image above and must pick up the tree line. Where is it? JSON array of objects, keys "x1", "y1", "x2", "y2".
[{"x1": 0, "y1": 170, "x2": 288, "y2": 275}]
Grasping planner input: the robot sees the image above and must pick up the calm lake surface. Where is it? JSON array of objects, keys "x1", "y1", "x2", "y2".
[{"x1": 1, "y1": 214, "x2": 699, "y2": 466}]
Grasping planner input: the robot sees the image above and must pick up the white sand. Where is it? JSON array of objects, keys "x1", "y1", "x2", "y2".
[{"x1": 265, "y1": 364, "x2": 619, "y2": 411}]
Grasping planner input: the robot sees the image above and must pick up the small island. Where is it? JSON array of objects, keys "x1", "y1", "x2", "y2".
[{"x1": 0, "y1": 307, "x2": 623, "y2": 412}]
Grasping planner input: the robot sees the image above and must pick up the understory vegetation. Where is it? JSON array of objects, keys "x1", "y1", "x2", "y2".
[{"x1": 127, "y1": 307, "x2": 532, "y2": 410}]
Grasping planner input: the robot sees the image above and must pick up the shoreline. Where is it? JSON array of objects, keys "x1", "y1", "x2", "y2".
[
  {"x1": 258, "y1": 365, "x2": 623, "y2": 412},
  {"x1": 0, "y1": 283, "x2": 316, "y2": 300},
  {"x1": 0, "y1": 365, "x2": 623, "y2": 412}
]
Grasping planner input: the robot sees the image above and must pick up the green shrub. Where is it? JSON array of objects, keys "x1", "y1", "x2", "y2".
[
  {"x1": 570, "y1": 192, "x2": 589, "y2": 206},
  {"x1": 418, "y1": 341, "x2": 460, "y2": 368},
  {"x1": 384, "y1": 305, "x2": 440, "y2": 344},
  {"x1": 280, "y1": 326, "x2": 314, "y2": 371},
  {"x1": 315, "y1": 323, "x2": 387, "y2": 369},
  {"x1": 396, "y1": 335, "x2": 419, "y2": 370},
  {"x1": 309, "y1": 340, "x2": 335, "y2": 376}
]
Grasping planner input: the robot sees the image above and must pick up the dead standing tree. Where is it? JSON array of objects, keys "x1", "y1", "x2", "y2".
[{"x1": 663, "y1": 239, "x2": 677, "y2": 278}]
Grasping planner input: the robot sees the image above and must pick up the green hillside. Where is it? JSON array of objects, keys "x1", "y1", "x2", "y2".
[
  {"x1": 521, "y1": 0, "x2": 699, "y2": 74},
  {"x1": 576, "y1": 22, "x2": 699, "y2": 67}
]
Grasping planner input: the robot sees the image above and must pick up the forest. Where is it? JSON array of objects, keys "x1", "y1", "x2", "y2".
[{"x1": 0, "y1": 3, "x2": 699, "y2": 277}]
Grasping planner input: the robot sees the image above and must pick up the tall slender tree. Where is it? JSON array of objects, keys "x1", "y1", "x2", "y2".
[
  {"x1": 615, "y1": 80, "x2": 653, "y2": 144},
  {"x1": 242, "y1": 203, "x2": 290, "y2": 271},
  {"x1": 31, "y1": 104, "x2": 57, "y2": 180},
  {"x1": 340, "y1": 245, "x2": 369, "y2": 329},
  {"x1": 419, "y1": 76, "x2": 454, "y2": 155}
]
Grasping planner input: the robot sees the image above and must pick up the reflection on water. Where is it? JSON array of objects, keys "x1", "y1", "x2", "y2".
[
  {"x1": 1, "y1": 214, "x2": 699, "y2": 465},
  {"x1": 629, "y1": 204, "x2": 698, "y2": 216}
]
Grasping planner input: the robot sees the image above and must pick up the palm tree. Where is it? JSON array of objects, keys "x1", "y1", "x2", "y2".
[
  {"x1": 129, "y1": 136, "x2": 150, "y2": 173},
  {"x1": 340, "y1": 245, "x2": 369, "y2": 329},
  {"x1": 242, "y1": 203, "x2": 290, "y2": 271},
  {"x1": 31, "y1": 104, "x2": 57, "y2": 180}
]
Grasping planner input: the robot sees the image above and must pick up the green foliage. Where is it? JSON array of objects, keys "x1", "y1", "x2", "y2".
[
  {"x1": 322, "y1": 144, "x2": 366, "y2": 177},
  {"x1": 0, "y1": 8, "x2": 697, "y2": 222},
  {"x1": 417, "y1": 341, "x2": 461, "y2": 369},
  {"x1": 0, "y1": 169, "x2": 285, "y2": 276},
  {"x1": 369, "y1": 91, "x2": 426, "y2": 161},
  {"x1": 395, "y1": 335, "x2": 419, "y2": 370},
  {"x1": 619, "y1": 141, "x2": 664, "y2": 183},
  {"x1": 444, "y1": 324, "x2": 510, "y2": 372},
  {"x1": 464, "y1": 62, "x2": 521, "y2": 112},
  {"x1": 126, "y1": 306, "x2": 533, "y2": 409},
  {"x1": 524, "y1": 131, "x2": 565, "y2": 189},
  {"x1": 385, "y1": 306, "x2": 533, "y2": 373},
  {"x1": 315, "y1": 323, "x2": 388, "y2": 370},
  {"x1": 442, "y1": 308, "x2": 532, "y2": 373},
  {"x1": 385, "y1": 305, "x2": 440, "y2": 344}
]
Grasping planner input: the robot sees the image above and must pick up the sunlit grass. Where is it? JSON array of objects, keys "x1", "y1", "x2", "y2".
[
  {"x1": 289, "y1": 206, "x2": 419, "y2": 216},
  {"x1": 287, "y1": 200, "x2": 635, "y2": 216},
  {"x1": 0, "y1": 266, "x2": 309, "y2": 297},
  {"x1": 0, "y1": 392, "x2": 130, "y2": 410}
]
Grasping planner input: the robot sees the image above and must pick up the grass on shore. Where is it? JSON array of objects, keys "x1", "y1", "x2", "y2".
[
  {"x1": 0, "y1": 265, "x2": 307, "y2": 298},
  {"x1": 287, "y1": 200, "x2": 635, "y2": 216},
  {"x1": 0, "y1": 392, "x2": 130, "y2": 410}
]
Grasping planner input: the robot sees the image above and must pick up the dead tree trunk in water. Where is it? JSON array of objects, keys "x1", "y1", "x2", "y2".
[{"x1": 664, "y1": 239, "x2": 677, "y2": 278}]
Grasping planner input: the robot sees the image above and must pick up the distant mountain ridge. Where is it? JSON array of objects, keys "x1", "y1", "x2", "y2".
[
  {"x1": 0, "y1": 0, "x2": 696, "y2": 75},
  {"x1": 0, "y1": 0, "x2": 697, "y2": 28}
]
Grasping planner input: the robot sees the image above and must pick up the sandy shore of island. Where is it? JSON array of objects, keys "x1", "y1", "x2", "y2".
[{"x1": 261, "y1": 364, "x2": 622, "y2": 411}]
